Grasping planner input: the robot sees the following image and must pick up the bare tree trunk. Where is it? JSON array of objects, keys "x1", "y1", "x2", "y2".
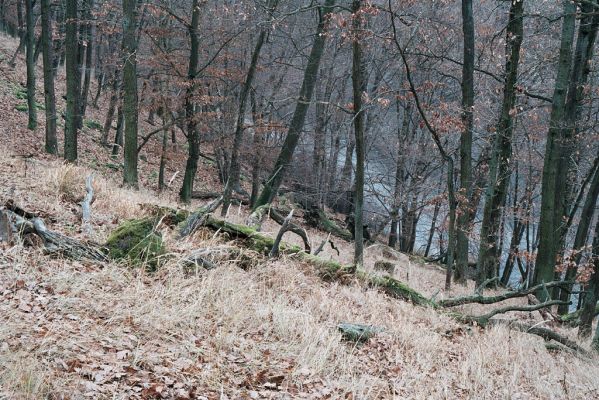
[
  {"x1": 222, "y1": 0, "x2": 278, "y2": 215},
  {"x1": 455, "y1": 0, "x2": 475, "y2": 284},
  {"x1": 64, "y1": 0, "x2": 79, "y2": 162},
  {"x1": 24, "y1": 0, "x2": 37, "y2": 130},
  {"x1": 179, "y1": 0, "x2": 201, "y2": 202},
  {"x1": 41, "y1": 0, "x2": 57, "y2": 154},
  {"x1": 79, "y1": 0, "x2": 95, "y2": 122},
  {"x1": 352, "y1": 0, "x2": 366, "y2": 269},
  {"x1": 477, "y1": 0, "x2": 524, "y2": 286},
  {"x1": 122, "y1": 0, "x2": 139, "y2": 186},
  {"x1": 254, "y1": 0, "x2": 336, "y2": 209},
  {"x1": 102, "y1": 73, "x2": 120, "y2": 145}
]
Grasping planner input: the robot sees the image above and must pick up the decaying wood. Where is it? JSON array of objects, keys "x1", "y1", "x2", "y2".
[
  {"x1": 173, "y1": 210, "x2": 589, "y2": 355},
  {"x1": 489, "y1": 320, "x2": 589, "y2": 356},
  {"x1": 5, "y1": 205, "x2": 107, "y2": 262},
  {"x1": 313, "y1": 232, "x2": 331, "y2": 256},
  {"x1": 179, "y1": 196, "x2": 223, "y2": 237},
  {"x1": 337, "y1": 323, "x2": 383, "y2": 343},
  {"x1": 438, "y1": 281, "x2": 572, "y2": 307},
  {"x1": 246, "y1": 204, "x2": 270, "y2": 231},
  {"x1": 304, "y1": 207, "x2": 352, "y2": 241},
  {"x1": 81, "y1": 174, "x2": 94, "y2": 235},
  {"x1": 247, "y1": 204, "x2": 311, "y2": 252},
  {"x1": 527, "y1": 294, "x2": 559, "y2": 324},
  {"x1": 270, "y1": 209, "x2": 293, "y2": 258}
]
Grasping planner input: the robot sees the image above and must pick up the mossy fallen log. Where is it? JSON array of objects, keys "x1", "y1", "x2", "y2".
[
  {"x1": 305, "y1": 207, "x2": 352, "y2": 242},
  {"x1": 105, "y1": 218, "x2": 165, "y2": 270}
]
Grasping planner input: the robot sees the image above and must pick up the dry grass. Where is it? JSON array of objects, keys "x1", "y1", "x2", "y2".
[{"x1": 0, "y1": 155, "x2": 598, "y2": 399}]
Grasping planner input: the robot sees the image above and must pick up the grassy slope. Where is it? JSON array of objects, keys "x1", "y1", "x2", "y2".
[{"x1": 1, "y1": 34, "x2": 599, "y2": 399}]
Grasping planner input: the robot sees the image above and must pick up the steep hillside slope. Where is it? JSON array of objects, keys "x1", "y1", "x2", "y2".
[{"x1": 1, "y1": 34, "x2": 599, "y2": 400}]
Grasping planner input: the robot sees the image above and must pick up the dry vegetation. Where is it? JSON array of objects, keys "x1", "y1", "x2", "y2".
[{"x1": 1, "y1": 31, "x2": 599, "y2": 400}]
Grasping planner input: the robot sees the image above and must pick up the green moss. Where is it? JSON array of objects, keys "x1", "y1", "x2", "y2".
[
  {"x1": 105, "y1": 218, "x2": 165, "y2": 270},
  {"x1": 13, "y1": 86, "x2": 27, "y2": 100},
  {"x1": 15, "y1": 103, "x2": 28, "y2": 112},
  {"x1": 84, "y1": 119, "x2": 102, "y2": 131}
]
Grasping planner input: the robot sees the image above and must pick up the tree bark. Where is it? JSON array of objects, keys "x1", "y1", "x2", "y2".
[
  {"x1": 79, "y1": 0, "x2": 95, "y2": 122},
  {"x1": 558, "y1": 157, "x2": 599, "y2": 313},
  {"x1": 179, "y1": 0, "x2": 201, "y2": 202},
  {"x1": 222, "y1": 0, "x2": 278, "y2": 215},
  {"x1": 122, "y1": 0, "x2": 139, "y2": 186},
  {"x1": 253, "y1": 0, "x2": 336, "y2": 209},
  {"x1": 578, "y1": 214, "x2": 599, "y2": 338},
  {"x1": 352, "y1": 0, "x2": 366, "y2": 269},
  {"x1": 64, "y1": 0, "x2": 79, "y2": 162},
  {"x1": 454, "y1": 0, "x2": 475, "y2": 284},
  {"x1": 24, "y1": 0, "x2": 37, "y2": 130},
  {"x1": 477, "y1": 0, "x2": 524, "y2": 286},
  {"x1": 41, "y1": 0, "x2": 58, "y2": 154}
]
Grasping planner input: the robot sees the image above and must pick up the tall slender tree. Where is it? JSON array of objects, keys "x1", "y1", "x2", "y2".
[
  {"x1": 222, "y1": 0, "x2": 280, "y2": 215},
  {"x1": 352, "y1": 0, "x2": 366, "y2": 268},
  {"x1": 41, "y1": 0, "x2": 58, "y2": 154},
  {"x1": 24, "y1": 0, "x2": 37, "y2": 130},
  {"x1": 477, "y1": 0, "x2": 524, "y2": 286},
  {"x1": 64, "y1": 0, "x2": 79, "y2": 162},
  {"x1": 122, "y1": 0, "x2": 139, "y2": 186},
  {"x1": 253, "y1": 0, "x2": 337, "y2": 209},
  {"x1": 179, "y1": 0, "x2": 201, "y2": 202},
  {"x1": 454, "y1": 0, "x2": 474, "y2": 284}
]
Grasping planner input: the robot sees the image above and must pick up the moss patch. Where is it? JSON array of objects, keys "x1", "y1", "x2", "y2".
[
  {"x1": 105, "y1": 218, "x2": 165, "y2": 270},
  {"x1": 84, "y1": 119, "x2": 103, "y2": 131}
]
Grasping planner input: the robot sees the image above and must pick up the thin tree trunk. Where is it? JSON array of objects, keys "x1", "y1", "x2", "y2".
[
  {"x1": 122, "y1": 0, "x2": 139, "y2": 186},
  {"x1": 80, "y1": 0, "x2": 95, "y2": 122},
  {"x1": 455, "y1": 0, "x2": 475, "y2": 284},
  {"x1": 102, "y1": 73, "x2": 120, "y2": 145},
  {"x1": 64, "y1": 0, "x2": 79, "y2": 162},
  {"x1": 111, "y1": 105, "x2": 124, "y2": 158},
  {"x1": 558, "y1": 157, "x2": 599, "y2": 313},
  {"x1": 222, "y1": 0, "x2": 278, "y2": 215},
  {"x1": 41, "y1": 0, "x2": 58, "y2": 154},
  {"x1": 25, "y1": 0, "x2": 37, "y2": 130},
  {"x1": 253, "y1": 0, "x2": 336, "y2": 209},
  {"x1": 179, "y1": 0, "x2": 201, "y2": 202},
  {"x1": 578, "y1": 216, "x2": 599, "y2": 338},
  {"x1": 477, "y1": 0, "x2": 524, "y2": 286},
  {"x1": 535, "y1": 0, "x2": 595, "y2": 299},
  {"x1": 352, "y1": 0, "x2": 366, "y2": 269}
]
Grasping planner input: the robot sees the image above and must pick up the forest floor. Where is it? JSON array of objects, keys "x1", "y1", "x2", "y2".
[{"x1": 1, "y1": 34, "x2": 599, "y2": 399}]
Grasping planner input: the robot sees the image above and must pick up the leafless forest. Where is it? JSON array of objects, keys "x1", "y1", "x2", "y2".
[{"x1": 1, "y1": 0, "x2": 599, "y2": 398}]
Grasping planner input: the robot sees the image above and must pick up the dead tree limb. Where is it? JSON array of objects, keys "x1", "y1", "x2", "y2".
[
  {"x1": 454, "y1": 300, "x2": 570, "y2": 327},
  {"x1": 246, "y1": 204, "x2": 311, "y2": 252},
  {"x1": 489, "y1": 319, "x2": 589, "y2": 356},
  {"x1": 5, "y1": 208, "x2": 107, "y2": 262},
  {"x1": 438, "y1": 281, "x2": 573, "y2": 307},
  {"x1": 313, "y1": 233, "x2": 331, "y2": 256},
  {"x1": 179, "y1": 196, "x2": 223, "y2": 238},
  {"x1": 270, "y1": 209, "x2": 294, "y2": 258}
]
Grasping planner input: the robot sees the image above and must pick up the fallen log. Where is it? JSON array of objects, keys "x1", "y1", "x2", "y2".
[
  {"x1": 179, "y1": 196, "x2": 223, "y2": 237},
  {"x1": 558, "y1": 302, "x2": 599, "y2": 327},
  {"x1": 438, "y1": 281, "x2": 573, "y2": 307},
  {"x1": 4, "y1": 207, "x2": 107, "y2": 262},
  {"x1": 304, "y1": 207, "x2": 352, "y2": 242}
]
